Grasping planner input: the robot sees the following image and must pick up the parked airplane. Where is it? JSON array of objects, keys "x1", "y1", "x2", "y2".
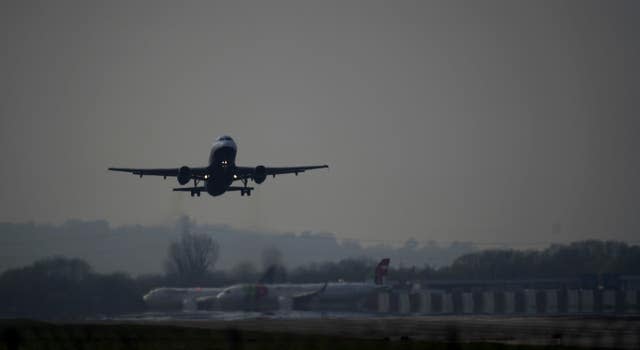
[
  {"x1": 142, "y1": 259, "x2": 390, "y2": 312},
  {"x1": 214, "y1": 258, "x2": 391, "y2": 311},
  {"x1": 109, "y1": 135, "x2": 328, "y2": 197}
]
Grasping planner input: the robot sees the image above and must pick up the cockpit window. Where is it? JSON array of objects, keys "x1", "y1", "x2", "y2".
[{"x1": 218, "y1": 135, "x2": 233, "y2": 142}]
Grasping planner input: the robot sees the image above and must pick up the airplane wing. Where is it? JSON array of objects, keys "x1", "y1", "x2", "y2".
[
  {"x1": 195, "y1": 295, "x2": 220, "y2": 311},
  {"x1": 292, "y1": 282, "x2": 327, "y2": 299},
  {"x1": 291, "y1": 282, "x2": 328, "y2": 309},
  {"x1": 234, "y1": 165, "x2": 329, "y2": 181},
  {"x1": 108, "y1": 167, "x2": 209, "y2": 179}
]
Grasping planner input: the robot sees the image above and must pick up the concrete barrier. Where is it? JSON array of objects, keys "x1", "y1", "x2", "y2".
[
  {"x1": 409, "y1": 292, "x2": 419, "y2": 313},
  {"x1": 472, "y1": 292, "x2": 483, "y2": 314},
  {"x1": 408, "y1": 287, "x2": 639, "y2": 315},
  {"x1": 524, "y1": 289, "x2": 537, "y2": 314},
  {"x1": 416, "y1": 291, "x2": 431, "y2": 314},
  {"x1": 377, "y1": 292, "x2": 389, "y2": 313},
  {"x1": 443, "y1": 293, "x2": 453, "y2": 314},
  {"x1": 493, "y1": 292, "x2": 504, "y2": 313},
  {"x1": 397, "y1": 291, "x2": 411, "y2": 314},
  {"x1": 624, "y1": 290, "x2": 637, "y2": 314},
  {"x1": 504, "y1": 291, "x2": 515, "y2": 314},
  {"x1": 545, "y1": 289, "x2": 558, "y2": 314},
  {"x1": 567, "y1": 289, "x2": 579, "y2": 313},
  {"x1": 462, "y1": 292, "x2": 473, "y2": 314},
  {"x1": 482, "y1": 291, "x2": 495, "y2": 314},
  {"x1": 602, "y1": 290, "x2": 616, "y2": 313},
  {"x1": 580, "y1": 290, "x2": 594, "y2": 313},
  {"x1": 430, "y1": 291, "x2": 444, "y2": 314}
]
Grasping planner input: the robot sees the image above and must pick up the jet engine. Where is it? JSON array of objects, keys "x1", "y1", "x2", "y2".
[
  {"x1": 177, "y1": 166, "x2": 192, "y2": 185},
  {"x1": 254, "y1": 165, "x2": 267, "y2": 184}
]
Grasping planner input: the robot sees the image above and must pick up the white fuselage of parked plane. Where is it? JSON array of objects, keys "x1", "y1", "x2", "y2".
[
  {"x1": 142, "y1": 287, "x2": 223, "y2": 310},
  {"x1": 215, "y1": 281, "x2": 384, "y2": 310}
]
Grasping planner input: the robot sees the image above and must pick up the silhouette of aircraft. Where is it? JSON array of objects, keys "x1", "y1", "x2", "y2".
[{"x1": 109, "y1": 135, "x2": 328, "y2": 197}]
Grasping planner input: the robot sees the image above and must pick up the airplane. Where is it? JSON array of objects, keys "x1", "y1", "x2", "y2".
[
  {"x1": 109, "y1": 135, "x2": 328, "y2": 197},
  {"x1": 213, "y1": 258, "x2": 391, "y2": 311}
]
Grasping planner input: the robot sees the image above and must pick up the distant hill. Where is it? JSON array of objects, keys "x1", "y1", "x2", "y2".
[{"x1": 0, "y1": 219, "x2": 474, "y2": 275}]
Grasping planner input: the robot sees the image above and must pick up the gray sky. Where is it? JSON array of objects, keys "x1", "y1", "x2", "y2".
[{"x1": 1, "y1": 1, "x2": 639, "y2": 246}]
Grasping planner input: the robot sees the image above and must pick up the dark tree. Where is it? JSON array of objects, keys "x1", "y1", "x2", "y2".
[
  {"x1": 0, "y1": 257, "x2": 144, "y2": 318},
  {"x1": 164, "y1": 232, "x2": 220, "y2": 285}
]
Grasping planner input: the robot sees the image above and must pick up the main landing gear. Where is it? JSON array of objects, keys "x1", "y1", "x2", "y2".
[
  {"x1": 190, "y1": 179, "x2": 201, "y2": 197},
  {"x1": 240, "y1": 178, "x2": 252, "y2": 196}
]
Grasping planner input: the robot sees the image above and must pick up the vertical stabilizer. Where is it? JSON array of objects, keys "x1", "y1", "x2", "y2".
[{"x1": 374, "y1": 258, "x2": 390, "y2": 285}]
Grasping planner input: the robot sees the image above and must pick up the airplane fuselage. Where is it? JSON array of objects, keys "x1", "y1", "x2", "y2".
[
  {"x1": 205, "y1": 136, "x2": 238, "y2": 196},
  {"x1": 143, "y1": 287, "x2": 223, "y2": 310},
  {"x1": 215, "y1": 282, "x2": 382, "y2": 311}
]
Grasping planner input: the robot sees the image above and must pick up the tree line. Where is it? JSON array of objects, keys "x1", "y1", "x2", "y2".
[
  {"x1": 0, "y1": 219, "x2": 475, "y2": 274},
  {"x1": 0, "y1": 257, "x2": 144, "y2": 318}
]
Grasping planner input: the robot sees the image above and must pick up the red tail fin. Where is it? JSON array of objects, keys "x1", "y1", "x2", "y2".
[{"x1": 374, "y1": 258, "x2": 390, "y2": 285}]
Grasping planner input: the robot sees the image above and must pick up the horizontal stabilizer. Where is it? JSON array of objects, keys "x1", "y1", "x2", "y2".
[
  {"x1": 227, "y1": 186, "x2": 255, "y2": 191},
  {"x1": 173, "y1": 187, "x2": 206, "y2": 192}
]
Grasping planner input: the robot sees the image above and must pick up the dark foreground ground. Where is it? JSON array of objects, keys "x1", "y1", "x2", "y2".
[{"x1": 1, "y1": 315, "x2": 639, "y2": 349}]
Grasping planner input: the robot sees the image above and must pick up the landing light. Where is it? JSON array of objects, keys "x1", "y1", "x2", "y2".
[
  {"x1": 233, "y1": 174, "x2": 237, "y2": 179},
  {"x1": 204, "y1": 175, "x2": 210, "y2": 179}
]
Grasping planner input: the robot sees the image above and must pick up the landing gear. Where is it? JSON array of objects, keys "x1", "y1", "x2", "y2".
[
  {"x1": 240, "y1": 178, "x2": 252, "y2": 196},
  {"x1": 188, "y1": 179, "x2": 203, "y2": 197}
]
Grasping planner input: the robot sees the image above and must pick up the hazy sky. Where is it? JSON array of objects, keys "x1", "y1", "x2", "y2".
[{"x1": 1, "y1": 1, "x2": 639, "y2": 246}]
